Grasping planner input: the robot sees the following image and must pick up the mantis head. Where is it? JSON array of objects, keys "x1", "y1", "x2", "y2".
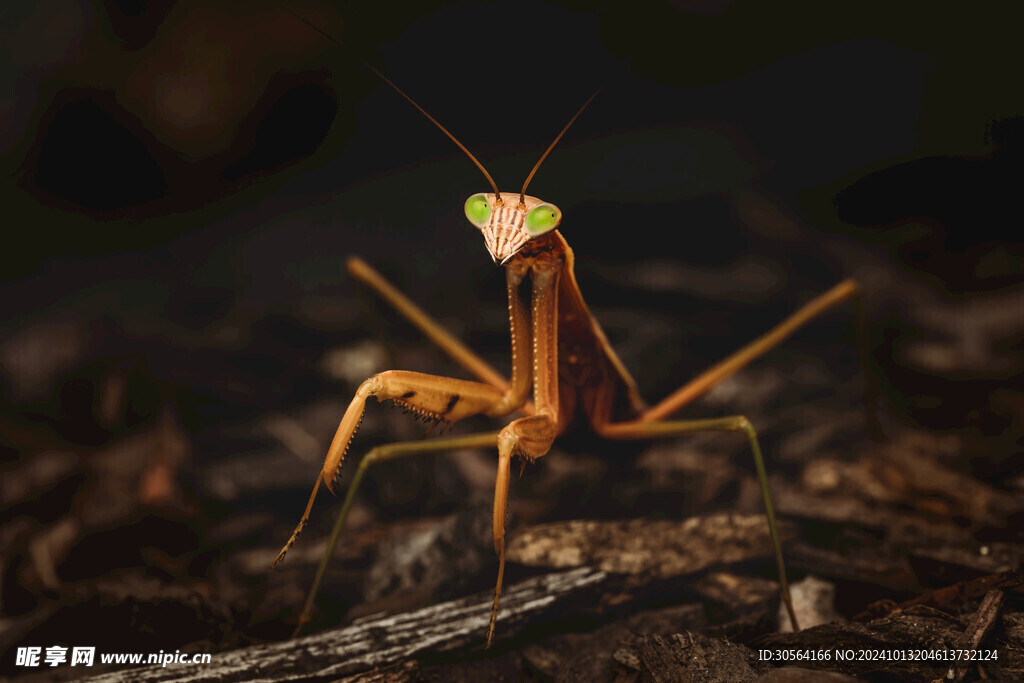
[
  {"x1": 464, "y1": 192, "x2": 562, "y2": 265},
  {"x1": 457, "y1": 90, "x2": 593, "y2": 265},
  {"x1": 274, "y1": 9, "x2": 593, "y2": 268}
]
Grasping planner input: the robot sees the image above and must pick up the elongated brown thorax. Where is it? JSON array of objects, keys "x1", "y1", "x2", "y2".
[{"x1": 504, "y1": 230, "x2": 646, "y2": 437}]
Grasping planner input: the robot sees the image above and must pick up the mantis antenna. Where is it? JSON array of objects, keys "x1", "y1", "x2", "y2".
[
  {"x1": 519, "y1": 89, "x2": 601, "y2": 206},
  {"x1": 280, "y1": 6, "x2": 502, "y2": 200},
  {"x1": 284, "y1": 6, "x2": 599, "y2": 207}
]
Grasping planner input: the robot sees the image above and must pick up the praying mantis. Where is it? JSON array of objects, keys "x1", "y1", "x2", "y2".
[{"x1": 269, "y1": 4, "x2": 875, "y2": 649}]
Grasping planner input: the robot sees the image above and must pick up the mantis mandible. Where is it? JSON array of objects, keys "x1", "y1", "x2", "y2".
[{"x1": 272, "y1": 9, "x2": 871, "y2": 648}]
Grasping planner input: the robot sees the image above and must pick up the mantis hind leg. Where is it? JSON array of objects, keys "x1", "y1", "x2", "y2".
[
  {"x1": 591, "y1": 279, "x2": 882, "y2": 632},
  {"x1": 286, "y1": 431, "x2": 499, "y2": 638},
  {"x1": 597, "y1": 416, "x2": 799, "y2": 631},
  {"x1": 641, "y1": 279, "x2": 881, "y2": 437}
]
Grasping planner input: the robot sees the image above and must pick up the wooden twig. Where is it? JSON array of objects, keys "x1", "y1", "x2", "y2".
[
  {"x1": 948, "y1": 589, "x2": 1005, "y2": 683},
  {"x1": 81, "y1": 567, "x2": 607, "y2": 682}
]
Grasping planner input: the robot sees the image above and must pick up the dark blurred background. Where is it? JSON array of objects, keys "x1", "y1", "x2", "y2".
[{"x1": 1, "y1": 0, "x2": 1022, "y2": 677}]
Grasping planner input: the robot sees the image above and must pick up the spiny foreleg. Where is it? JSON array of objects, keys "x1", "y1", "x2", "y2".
[{"x1": 273, "y1": 370, "x2": 519, "y2": 568}]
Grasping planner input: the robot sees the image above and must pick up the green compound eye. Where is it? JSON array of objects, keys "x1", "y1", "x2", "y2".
[
  {"x1": 524, "y1": 204, "x2": 561, "y2": 236},
  {"x1": 464, "y1": 193, "x2": 492, "y2": 229}
]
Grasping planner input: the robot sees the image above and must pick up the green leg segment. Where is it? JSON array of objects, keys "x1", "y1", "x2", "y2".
[
  {"x1": 291, "y1": 431, "x2": 499, "y2": 638},
  {"x1": 599, "y1": 415, "x2": 800, "y2": 631}
]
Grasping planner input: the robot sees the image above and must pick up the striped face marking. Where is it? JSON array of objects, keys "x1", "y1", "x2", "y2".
[{"x1": 464, "y1": 192, "x2": 562, "y2": 264}]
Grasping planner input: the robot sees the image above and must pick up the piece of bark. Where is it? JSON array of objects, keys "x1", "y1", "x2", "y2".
[
  {"x1": 908, "y1": 542, "x2": 1022, "y2": 580},
  {"x1": 692, "y1": 572, "x2": 777, "y2": 619},
  {"x1": 337, "y1": 660, "x2": 421, "y2": 683},
  {"x1": 756, "y1": 604, "x2": 1020, "y2": 680},
  {"x1": 80, "y1": 567, "x2": 607, "y2": 682},
  {"x1": 867, "y1": 434, "x2": 1022, "y2": 525},
  {"x1": 612, "y1": 632, "x2": 768, "y2": 683},
  {"x1": 853, "y1": 568, "x2": 1022, "y2": 620},
  {"x1": 506, "y1": 513, "x2": 795, "y2": 580},
  {"x1": 775, "y1": 481, "x2": 974, "y2": 546},
  {"x1": 690, "y1": 572, "x2": 779, "y2": 639},
  {"x1": 362, "y1": 494, "x2": 493, "y2": 602},
  {"x1": 948, "y1": 589, "x2": 1004, "y2": 683},
  {"x1": 549, "y1": 602, "x2": 709, "y2": 683},
  {"x1": 785, "y1": 540, "x2": 918, "y2": 591},
  {"x1": 794, "y1": 431, "x2": 1022, "y2": 528}
]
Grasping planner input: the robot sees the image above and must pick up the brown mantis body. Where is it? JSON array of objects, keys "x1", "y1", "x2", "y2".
[
  {"x1": 272, "y1": 10, "x2": 871, "y2": 647},
  {"x1": 274, "y1": 192, "x2": 864, "y2": 647}
]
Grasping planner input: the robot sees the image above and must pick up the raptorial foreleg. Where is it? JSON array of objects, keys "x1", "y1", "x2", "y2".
[{"x1": 274, "y1": 370, "x2": 520, "y2": 569}]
